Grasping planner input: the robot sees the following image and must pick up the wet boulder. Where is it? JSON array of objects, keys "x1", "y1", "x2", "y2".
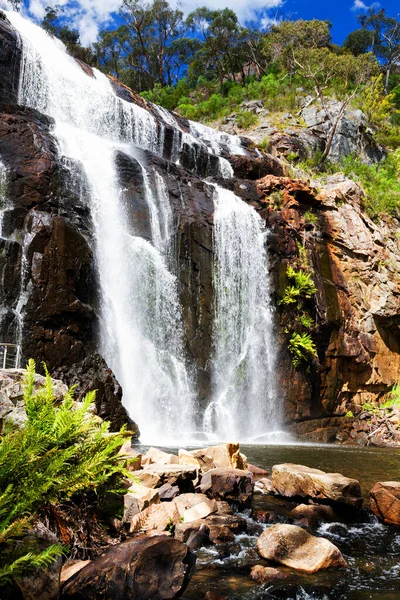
[
  {"x1": 197, "y1": 468, "x2": 253, "y2": 504},
  {"x1": 61, "y1": 536, "x2": 196, "y2": 599},
  {"x1": 290, "y1": 504, "x2": 337, "y2": 528},
  {"x1": 370, "y1": 481, "x2": 400, "y2": 526},
  {"x1": 249, "y1": 565, "x2": 288, "y2": 583},
  {"x1": 256, "y1": 524, "x2": 347, "y2": 574},
  {"x1": 205, "y1": 514, "x2": 247, "y2": 544},
  {"x1": 270, "y1": 464, "x2": 362, "y2": 508}
]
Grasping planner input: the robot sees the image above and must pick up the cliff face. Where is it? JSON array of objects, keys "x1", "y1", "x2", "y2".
[{"x1": 0, "y1": 14, "x2": 399, "y2": 443}]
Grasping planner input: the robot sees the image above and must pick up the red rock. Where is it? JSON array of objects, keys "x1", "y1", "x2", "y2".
[{"x1": 370, "y1": 481, "x2": 400, "y2": 525}]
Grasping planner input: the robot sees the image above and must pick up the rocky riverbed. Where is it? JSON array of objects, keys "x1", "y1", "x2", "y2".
[{"x1": 30, "y1": 441, "x2": 397, "y2": 600}]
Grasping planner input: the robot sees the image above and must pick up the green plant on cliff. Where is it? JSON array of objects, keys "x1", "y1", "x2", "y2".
[
  {"x1": 0, "y1": 360, "x2": 131, "y2": 586},
  {"x1": 288, "y1": 332, "x2": 318, "y2": 367},
  {"x1": 280, "y1": 266, "x2": 317, "y2": 305},
  {"x1": 380, "y1": 384, "x2": 400, "y2": 409}
]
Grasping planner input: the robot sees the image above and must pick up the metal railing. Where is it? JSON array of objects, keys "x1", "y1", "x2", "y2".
[{"x1": 0, "y1": 344, "x2": 21, "y2": 369}]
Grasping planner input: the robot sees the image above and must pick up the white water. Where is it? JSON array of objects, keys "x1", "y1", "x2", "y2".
[
  {"x1": 204, "y1": 185, "x2": 279, "y2": 441},
  {"x1": 8, "y1": 11, "x2": 195, "y2": 443}
]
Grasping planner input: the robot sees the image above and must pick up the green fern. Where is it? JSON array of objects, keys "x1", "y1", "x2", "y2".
[
  {"x1": 288, "y1": 332, "x2": 318, "y2": 367},
  {"x1": 0, "y1": 359, "x2": 131, "y2": 587},
  {"x1": 280, "y1": 267, "x2": 317, "y2": 305}
]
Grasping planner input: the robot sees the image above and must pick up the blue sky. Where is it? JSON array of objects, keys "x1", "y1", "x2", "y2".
[{"x1": 3, "y1": 0, "x2": 399, "y2": 46}]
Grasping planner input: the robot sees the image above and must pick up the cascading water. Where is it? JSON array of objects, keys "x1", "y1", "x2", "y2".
[
  {"x1": 8, "y1": 11, "x2": 195, "y2": 443},
  {"x1": 204, "y1": 185, "x2": 280, "y2": 441}
]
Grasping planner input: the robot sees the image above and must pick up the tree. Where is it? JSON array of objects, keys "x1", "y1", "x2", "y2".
[
  {"x1": 343, "y1": 29, "x2": 374, "y2": 56},
  {"x1": 359, "y1": 8, "x2": 400, "y2": 92},
  {"x1": 110, "y1": 0, "x2": 191, "y2": 90},
  {"x1": 264, "y1": 19, "x2": 332, "y2": 67},
  {"x1": 186, "y1": 8, "x2": 247, "y2": 86}
]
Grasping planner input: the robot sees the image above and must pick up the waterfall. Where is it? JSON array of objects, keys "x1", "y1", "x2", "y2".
[
  {"x1": 204, "y1": 185, "x2": 280, "y2": 441},
  {"x1": 6, "y1": 11, "x2": 281, "y2": 443},
  {"x1": 8, "y1": 11, "x2": 195, "y2": 444}
]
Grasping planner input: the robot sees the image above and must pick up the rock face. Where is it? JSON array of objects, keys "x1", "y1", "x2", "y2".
[
  {"x1": 61, "y1": 536, "x2": 196, "y2": 599},
  {"x1": 270, "y1": 464, "x2": 362, "y2": 507},
  {"x1": 256, "y1": 524, "x2": 348, "y2": 573},
  {"x1": 370, "y1": 481, "x2": 400, "y2": 525}
]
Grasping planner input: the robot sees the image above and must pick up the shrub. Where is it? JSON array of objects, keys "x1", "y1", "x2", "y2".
[
  {"x1": 177, "y1": 103, "x2": 199, "y2": 120},
  {"x1": 0, "y1": 360, "x2": 130, "y2": 586},
  {"x1": 341, "y1": 152, "x2": 400, "y2": 218},
  {"x1": 257, "y1": 136, "x2": 270, "y2": 152},
  {"x1": 236, "y1": 110, "x2": 259, "y2": 129}
]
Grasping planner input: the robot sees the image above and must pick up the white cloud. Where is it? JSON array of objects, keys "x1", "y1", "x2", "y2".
[
  {"x1": 351, "y1": 0, "x2": 380, "y2": 11},
  {"x1": 26, "y1": 0, "x2": 121, "y2": 45},
  {"x1": 25, "y1": 0, "x2": 284, "y2": 45}
]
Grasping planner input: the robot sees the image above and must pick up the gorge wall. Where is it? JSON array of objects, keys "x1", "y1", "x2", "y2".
[{"x1": 0, "y1": 11, "x2": 399, "y2": 444}]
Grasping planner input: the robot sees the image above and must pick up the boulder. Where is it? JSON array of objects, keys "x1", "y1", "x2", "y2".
[
  {"x1": 142, "y1": 464, "x2": 199, "y2": 491},
  {"x1": 290, "y1": 504, "x2": 337, "y2": 528},
  {"x1": 61, "y1": 536, "x2": 196, "y2": 599},
  {"x1": 180, "y1": 443, "x2": 247, "y2": 472},
  {"x1": 174, "y1": 493, "x2": 217, "y2": 522},
  {"x1": 123, "y1": 484, "x2": 160, "y2": 522},
  {"x1": 197, "y1": 468, "x2": 253, "y2": 504},
  {"x1": 118, "y1": 442, "x2": 142, "y2": 472},
  {"x1": 174, "y1": 521, "x2": 211, "y2": 550},
  {"x1": 142, "y1": 447, "x2": 179, "y2": 466},
  {"x1": 126, "y1": 501, "x2": 180, "y2": 534},
  {"x1": 247, "y1": 464, "x2": 269, "y2": 480},
  {"x1": 256, "y1": 524, "x2": 347, "y2": 574},
  {"x1": 0, "y1": 369, "x2": 67, "y2": 430},
  {"x1": 158, "y1": 483, "x2": 180, "y2": 501},
  {"x1": 205, "y1": 514, "x2": 247, "y2": 544},
  {"x1": 135, "y1": 470, "x2": 162, "y2": 488},
  {"x1": 271, "y1": 464, "x2": 362, "y2": 507},
  {"x1": 249, "y1": 565, "x2": 288, "y2": 583},
  {"x1": 370, "y1": 481, "x2": 400, "y2": 525}
]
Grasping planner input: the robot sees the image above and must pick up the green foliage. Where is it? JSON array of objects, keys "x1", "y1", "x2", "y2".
[
  {"x1": 280, "y1": 266, "x2": 317, "y2": 305},
  {"x1": 345, "y1": 410, "x2": 354, "y2": 418},
  {"x1": 362, "y1": 401, "x2": 379, "y2": 414},
  {"x1": 362, "y1": 73, "x2": 396, "y2": 127},
  {"x1": 288, "y1": 332, "x2": 318, "y2": 367},
  {"x1": 380, "y1": 384, "x2": 400, "y2": 409},
  {"x1": 298, "y1": 312, "x2": 314, "y2": 329},
  {"x1": 269, "y1": 190, "x2": 283, "y2": 210},
  {"x1": 304, "y1": 210, "x2": 317, "y2": 224},
  {"x1": 236, "y1": 110, "x2": 258, "y2": 129},
  {"x1": 341, "y1": 152, "x2": 400, "y2": 218},
  {"x1": 0, "y1": 360, "x2": 130, "y2": 586},
  {"x1": 257, "y1": 137, "x2": 271, "y2": 152}
]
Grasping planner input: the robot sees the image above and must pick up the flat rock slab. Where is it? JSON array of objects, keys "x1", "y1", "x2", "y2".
[
  {"x1": 271, "y1": 464, "x2": 362, "y2": 507},
  {"x1": 370, "y1": 481, "x2": 400, "y2": 525},
  {"x1": 256, "y1": 524, "x2": 347, "y2": 574},
  {"x1": 61, "y1": 536, "x2": 196, "y2": 600},
  {"x1": 197, "y1": 468, "x2": 253, "y2": 504}
]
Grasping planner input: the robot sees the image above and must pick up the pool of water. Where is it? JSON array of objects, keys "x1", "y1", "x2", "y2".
[{"x1": 174, "y1": 444, "x2": 400, "y2": 600}]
